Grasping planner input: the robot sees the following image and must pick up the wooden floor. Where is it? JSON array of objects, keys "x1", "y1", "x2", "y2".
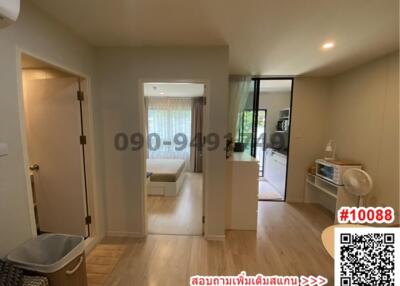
[
  {"x1": 86, "y1": 244, "x2": 126, "y2": 286},
  {"x1": 147, "y1": 172, "x2": 203, "y2": 235},
  {"x1": 98, "y1": 202, "x2": 335, "y2": 286}
]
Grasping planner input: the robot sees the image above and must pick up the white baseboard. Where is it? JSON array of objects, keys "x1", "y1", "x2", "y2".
[
  {"x1": 107, "y1": 231, "x2": 145, "y2": 238},
  {"x1": 84, "y1": 237, "x2": 98, "y2": 255},
  {"x1": 205, "y1": 234, "x2": 226, "y2": 241},
  {"x1": 84, "y1": 233, "x2": 106, "y2": 255}
]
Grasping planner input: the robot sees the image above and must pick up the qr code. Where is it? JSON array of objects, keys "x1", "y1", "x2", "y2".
[{"x1": 335, "y1": 228, "x2": 400, "y2": 286}]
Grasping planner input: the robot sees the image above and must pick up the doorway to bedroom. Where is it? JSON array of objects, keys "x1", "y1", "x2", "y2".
[{"x1": 143, "y1": 82, "x2": 205, "y2": 235}]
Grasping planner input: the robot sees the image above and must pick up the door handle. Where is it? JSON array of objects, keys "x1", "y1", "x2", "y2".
[{"x1": 29, "y1": 164, "x2": 40, "y2": 171}]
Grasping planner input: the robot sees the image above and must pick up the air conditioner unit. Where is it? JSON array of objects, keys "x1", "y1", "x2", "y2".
[{"x1": 0, "y1": 0, "x2": 20, "y2": 28}]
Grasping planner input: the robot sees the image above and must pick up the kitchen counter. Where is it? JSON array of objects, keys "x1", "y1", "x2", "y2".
[
  {"x1": 271, "y1": 149, "x2": 288, "y2": 156},
  {"x1": 264, "y1": 148, "x2": 287, "y2": 198},
  {"x1": 226, "y1": 152, "x2": 258, "y2": 231}
]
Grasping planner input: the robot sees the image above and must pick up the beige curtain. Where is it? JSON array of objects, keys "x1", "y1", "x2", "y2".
[
  {"x1": 228, "y1": 76, "x2": 253, "y2": 141},
  {"x1": 190, "y1": 97, "x2": 203, "y2": 172},
  {"x1": 146, "y1": 97, "x2": 192, "y2": 166}
]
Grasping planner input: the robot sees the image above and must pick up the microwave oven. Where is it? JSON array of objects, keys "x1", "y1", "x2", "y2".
[{"x1": 315, "y1": 159, "x2": 362, "y2": 185}]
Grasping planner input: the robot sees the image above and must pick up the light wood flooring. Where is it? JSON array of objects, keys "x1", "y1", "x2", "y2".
[
  {"x1": 86, "y1": 244, "x2": 126, "y2": 286},
  {"x1": 147, "y1": 172, "x2": 203, "y2": 235},
  {"x1": 95, "y1": 202, "x2": 335, "y2": 286}
]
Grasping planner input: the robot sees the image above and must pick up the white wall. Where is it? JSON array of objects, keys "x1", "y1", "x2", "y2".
[
  {"x1": 0, "y1": 1, "x2": 106, "y2": 256},
  {"x1": 286, "y1": 52, "x2": 399, "y2": 215},
  {"x1": 286, "y1": 78, "x2": 330, "y2": 202},
  {"x1": 329, "y1": 52, "x2": 399, "y2": 215},
  {"x1": 95, "y1": 47, "x2": 229, "y2": 237},
  {"x1": 258, "y1": 91, "x2": 291, "y2": 145}
]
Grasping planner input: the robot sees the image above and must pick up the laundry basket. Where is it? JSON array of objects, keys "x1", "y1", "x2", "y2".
[{"x1": 7, "y1": 234, "x2": 88, "y2": 286}]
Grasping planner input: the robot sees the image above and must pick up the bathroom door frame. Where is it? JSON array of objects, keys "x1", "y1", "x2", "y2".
[
  {"x1": 251, "y1": 77, "x2": 294, "y2": 202},
  {"x1": 16, "y1": 49, "x2": 100, "y2": 248}
]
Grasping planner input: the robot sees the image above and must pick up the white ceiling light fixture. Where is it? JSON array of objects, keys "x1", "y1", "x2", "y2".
[{"x1": 321, "y1": 41, "x2": 335, "y2": 50}]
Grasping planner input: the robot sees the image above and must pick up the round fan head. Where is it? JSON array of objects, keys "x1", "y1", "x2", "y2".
[{"x1": 343, "y1": 168, "x2": 373, "y2": 196}]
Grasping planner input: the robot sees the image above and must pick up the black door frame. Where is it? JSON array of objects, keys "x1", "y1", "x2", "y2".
[
  {"x1": 77, "y1": 79, "x2": 91, "y2": 237},
  {"x1": 251, "y1": 77, "x2": 294, "y2": 202},
  {"x1": 250, "y1": 80, "x2": 260, "y2": 157}
]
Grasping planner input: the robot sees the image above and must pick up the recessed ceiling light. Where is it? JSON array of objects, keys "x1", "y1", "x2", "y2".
[
  {"x1": 160, "y1": 92, "x2": 165, "y2": 95},
  {"x1": 322, "y1": 41, "x2": 335, "y2": 50}
]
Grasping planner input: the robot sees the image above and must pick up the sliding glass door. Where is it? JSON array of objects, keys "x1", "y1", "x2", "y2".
[
  {"x1": 238, "y1": 108, "x2": 266, "y2": 176},
  {"x1": 235, "y1": 79, "x2": 257, "y2": 157},
  {"x1": 238, "y1": 109, "x2": 253, "y2": 155},
  {"x1": 256, "y1": 109, "x2": 267, "y2": 177},
  {"x1": 254, "y1": 78, "x2": 294, "y2": 201}
]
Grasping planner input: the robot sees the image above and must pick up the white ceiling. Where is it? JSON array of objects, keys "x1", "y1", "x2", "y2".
[
  {"x1": 144, "y1": 82, "x2": 204, "y2": 97},
  {"x1": 259, "y1": 80, "x2": 292, "y2": 93},
  {"x1": 31, "y1": 0, "x2": 399, "y2": 76}
]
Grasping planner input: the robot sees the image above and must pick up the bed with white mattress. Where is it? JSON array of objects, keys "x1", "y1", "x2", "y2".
[{"x1": 146, "y1": 159, "x2": 186, "y2": 196}]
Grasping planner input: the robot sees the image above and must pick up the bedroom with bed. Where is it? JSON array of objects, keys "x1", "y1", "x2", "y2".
[{"x1": 144, "y1": 82, "x2": 205, "y2": 236}]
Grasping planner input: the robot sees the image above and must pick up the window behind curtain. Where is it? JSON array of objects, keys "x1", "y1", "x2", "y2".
[{"x1": 147, "y1": 97, "x2": 192, "y2": 165}]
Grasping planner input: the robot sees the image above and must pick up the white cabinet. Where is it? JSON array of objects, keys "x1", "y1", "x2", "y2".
[
  {"x1": 226, "y1": 153, "x2": 259, "y2": 230},
  {"x1": 264, "y1": 149, "x2": 287, "y2": 197},
  {"x1": 305, "y1": 174, "x2": 359, "y2": 223}
]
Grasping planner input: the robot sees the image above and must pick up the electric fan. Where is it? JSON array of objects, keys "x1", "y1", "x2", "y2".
[{"x1": 342, "y1": 168, "x2": 373, "y2": 207}]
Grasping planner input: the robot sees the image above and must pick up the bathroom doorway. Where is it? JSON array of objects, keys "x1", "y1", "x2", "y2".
[{"x1": 20, "y1": 53, "x2": 93, "y2": 237}]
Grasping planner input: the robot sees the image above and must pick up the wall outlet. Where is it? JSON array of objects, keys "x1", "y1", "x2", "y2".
[{"x1": 0, "y1": 142, "x2": 8, "y2": 157}]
